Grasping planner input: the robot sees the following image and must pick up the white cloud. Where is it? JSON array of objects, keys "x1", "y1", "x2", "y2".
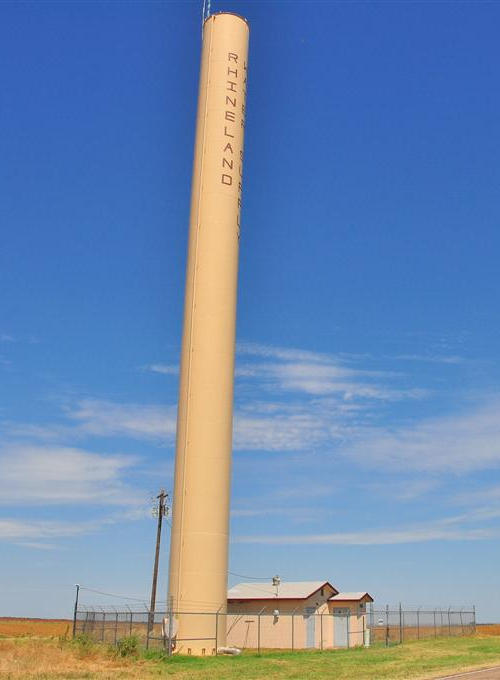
[
  {"x1": 16, "y1": 542, "x2": 60, "y2": 550},
  {"x1": 2, "y1": 343, "x2": 486, "y2": 473},
  {"x1": 234, "y1": 508, "x2": 500, "y2": 546},
  {"x1": 66, "y1": 399, "x2": 177, "y2": 442},
  {"x1": 145, "y1": 363, "x2": 179, "y2": 375},
  {"x1": 231, "y1": 506, "x2": 328, "y2": 523},
  {"x1": 237, "y1": 343, "x2": 424, "y2": 400},
  {"x1": 0, "y1": 444, "x2": 142, "y2": 505},
  {"x1": 363, "y1": 478, "x2": 441, "y2": 501},
  {"x1": 0, "y1": 518, "x2": 102, "y2": 540},
  {"x1": 237, "y1": 342, "x2": 336, "y2": 364},
  {"x1": 4, "y1": 396, "x2": 343, "y2": 454},
  {"x1": 234, "y1": 526, "x2": 498, "y2": 546},
  {"x1": 394, "y1": 354, "x2": 464, "y2": 365},
  {"x1": 234, "y1": 412, "x2": 331, "y2": 451},
  {"x1": 0, "y1": 507, "x2": 158, "y2": 544},
  {"x1": 454, "y1": 485, "x2": 500, "y2": 506},
  {"x1": 343, "y1": 401, "x2": 500, "y2": 472}
]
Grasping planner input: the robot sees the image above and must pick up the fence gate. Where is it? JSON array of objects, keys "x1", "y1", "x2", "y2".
[
  {"x1": 333, "y1": 607, "x2": 349, "y2": 647},
  {"x1": 304, "y1": 607, "x2": 316, "y2": 648}
]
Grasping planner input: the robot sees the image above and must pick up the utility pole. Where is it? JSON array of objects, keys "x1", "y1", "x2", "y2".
[{"x1": 148, "y1": 489, "x2": 168, "y2": 638}]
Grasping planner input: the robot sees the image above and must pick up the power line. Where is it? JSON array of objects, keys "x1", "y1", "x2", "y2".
[
  {"x1": 229, "y1": 571, "x2": 277, "y2": 581},
  {"x1": 229, "y1": 581, "x2": 278, "y2": 596},
  {"x1": 79, "y1": 586, "x2": 148, "y2": 603}
]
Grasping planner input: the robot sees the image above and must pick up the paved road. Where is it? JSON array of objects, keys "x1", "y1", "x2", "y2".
[{"x1": 436, "y1": 667, "x2": 500, "y2": 679}]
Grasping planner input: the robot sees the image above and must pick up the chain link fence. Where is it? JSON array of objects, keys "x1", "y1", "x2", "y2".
[
  {"x1": 368, "y1": 605, "x2": 476, "y2": 646},
  {"x1": 74, "y1": 603, "x2": 476, "y2": 653}
]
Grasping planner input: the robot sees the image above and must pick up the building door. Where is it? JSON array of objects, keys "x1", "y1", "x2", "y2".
[
  {"x1": 304, "y1": 607, "x2": 316, "y2": 648},
  {"x1": 333, "y1": 608, "x2": 349, "y2": 647}
]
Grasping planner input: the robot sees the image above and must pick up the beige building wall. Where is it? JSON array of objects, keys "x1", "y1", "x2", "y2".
[
  {"x1": 328, "y1": 596, "x2": 373, "y2": 647},
  {"x1": 168, "y1": 12, "x2": 249, "y2": 656},
  {"x1": 225, "y1": 593, "x2": 371, "y2": 649},
  {"x1": 226, "y1": 587, "x2": 337, "y2": 649}
]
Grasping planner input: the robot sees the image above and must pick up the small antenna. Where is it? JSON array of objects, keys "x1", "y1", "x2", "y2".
[{"x1": 201, "y1": 0, "x2": 212, "y2": 35}]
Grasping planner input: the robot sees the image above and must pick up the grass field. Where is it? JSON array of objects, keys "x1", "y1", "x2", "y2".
[
  {"x1": 0, "y1": 617, "x2": 71, "y2": 638},
  {"x1": 2, "y1": 632, "x2": 500, "y2": 679}
]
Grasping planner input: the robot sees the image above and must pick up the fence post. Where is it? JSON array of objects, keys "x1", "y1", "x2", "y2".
[
  {"x1": 167, "y1": 597, "x2": 174, "y2": 657},
  {"x1": 459, "y1": 609, "x2": 464, "y2": 635},
  {"x1": 72, "y1": 584, "x2": 80, "y2": 639},
  {"x1": 385, "y1": 605, "x2": 389, "y2": 647},
  {"x1": 128, "y1": 607, "x2": 133, "y2": 637},
  {"x1": 448, "y1": 607, "x2": 451, "y2": 636},
  {"x1": 114, "y1": 609, "x2": 118, "y2": 646},
  {"x1": 291, "y1": 607, "x2": 297, "y2": 651},
  {"x1": 472, "y1": 606, "x2": 476, "y2": 635},
  {"x1": 347, "y1": 609, "x2": 351, "y2": 648},
  {"x1": 257, "y1": 612, "x2": 261, "y2": 655},
  {"x1": 399, "y1": 603, "x2": 403, "y2": 644},
  {"x1": 434, "y1": 610, "x2": 437, "y2": 638},
  {"x1": 417, "y1": 608, "x2": 420, "y2": 640},
  {"x1": 215, "y1": 606, "x2": 221, "y2": 655},
  {"x1": 101, "y1": 611, "x2": 106, "y2": 642},
  {"x1": 320, "y1": 613, "x2": 323, "y2": 650}
]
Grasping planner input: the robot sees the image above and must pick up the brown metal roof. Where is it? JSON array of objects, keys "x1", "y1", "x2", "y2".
[{"x1": 329, "y1": 592, "x2": 374, "y2": 603}]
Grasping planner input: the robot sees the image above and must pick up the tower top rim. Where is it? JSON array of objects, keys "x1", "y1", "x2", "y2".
[{"x1": 203, "y1": 12, "x2": 249, "y2": 27}]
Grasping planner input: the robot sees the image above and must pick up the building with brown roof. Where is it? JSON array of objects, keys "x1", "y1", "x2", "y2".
[{"x1": 225, "y1": 581, "x2": 373, "y2": 649}]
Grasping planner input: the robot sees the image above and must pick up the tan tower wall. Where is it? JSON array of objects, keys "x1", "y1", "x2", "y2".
[{"x1": 167, "y1": 12, "x2": 249, "y2": 655}]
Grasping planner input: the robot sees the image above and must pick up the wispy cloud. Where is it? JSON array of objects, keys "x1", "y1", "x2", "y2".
[
  {"x1": 235, "y1": 526, "x2": 498, "y2": 546},
  {"x1": 237, "y1": 342, "x2": 336, "y2": 364},
  {"x1": 394, "y1": 354, "x2": 464, "y2": 365},
  {"x1": 0, "y1": 333, "x2": 15, "y2": 343},
  {"x1": 362, "y1": 478, "x2": 441, "y2": 501},
  {"x1": 0, "y1": 518, "x2": 103, "y2": 540},
  {"x1": 0, "y1": 444, "x2": 142, "y2": 505},
  {"x1": 234, "y1": 510, "x2": 500, "y2": 546},
  {"x1": 0, "y1": 507, "x2": 157, "y2": 544},
  {"x1": 343, "y1": 400, "x2": 500, "y2": 472},
  {"x1": 3, "y1": 399, "x2": 177, "y2": 445},
  {"x1": 234, "y1": 411, "x2": 331, "y2": 451},
  {"x1": 66, "y1": 399, "x2": 177, "y2": 441},
  {"x1": 237, "y1": 343, "x2": 415, "y2": 400},
  {"x1": 16, "y1": 542, "x2": 60, "y2": 550},
  {"x1": 453, "y1": 485, "x2": 500, "y2": 506},
  {"x1": 3, "y1": 342, "x2": 491, "y2": 485},
  {"x1": 145, "y1": 363, "x2": 179, "y2": 376}
]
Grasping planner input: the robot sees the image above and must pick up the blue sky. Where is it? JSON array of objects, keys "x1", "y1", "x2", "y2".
[{"x1": 1, "y1": 0, "x2": 500, "y2": 621}]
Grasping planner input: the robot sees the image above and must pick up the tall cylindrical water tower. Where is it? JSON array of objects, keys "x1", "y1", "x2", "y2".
[{"x1": 167, "y1": 12, "x2": 249, "y2": 655}]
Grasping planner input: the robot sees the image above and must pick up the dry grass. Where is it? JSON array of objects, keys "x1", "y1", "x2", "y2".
[
  {"x1": 478, "y1": 624, "x2": 500, "y2": 636},
  {"x1": 0, "y1": 637, "x2": 155, "y2": 679},
  {"x1": 0, "y1": 618, "x2": 71, "y2": 638},
  {"x1": 1, "y1": 628, "x2": 500, "y2": 679}
]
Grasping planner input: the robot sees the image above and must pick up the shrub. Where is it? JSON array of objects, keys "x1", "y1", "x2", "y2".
[
  {"x1": 116, "y1": 635, "x2": 140, "y2": 657},
  {"x1": 72, "y1": 633, "x2": 95, "y2": 656}
]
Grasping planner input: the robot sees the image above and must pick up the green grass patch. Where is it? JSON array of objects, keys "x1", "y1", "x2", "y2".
[
  {"x1": 3, "y1": 634, "x2": 500, "y2": 679},
  {"x1": 138, "y1": 636, "x2": 500, "y2": 679}
]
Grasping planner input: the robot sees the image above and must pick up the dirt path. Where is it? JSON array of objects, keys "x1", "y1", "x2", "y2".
[{"x1": 437, "y1": 667, "x2": 500, "y2": 679}]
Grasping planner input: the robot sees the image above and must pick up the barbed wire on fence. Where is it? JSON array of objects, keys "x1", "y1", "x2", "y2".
[{"x1": 73, "y1": 602, "x2": 476, "y2": 654}]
